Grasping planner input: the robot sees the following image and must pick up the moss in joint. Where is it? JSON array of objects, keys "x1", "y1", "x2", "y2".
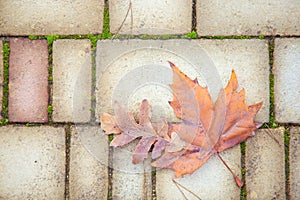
[
  {"x1": 1, "y1": 42, "x2": 10, "y2": 125},
  {"x1": 268, "y1": 39, "x2": 279, "y2": 128},
  {"x1": 284, "y1": 128, "x2": 290, "y2": 198},
  {"x1": 240, "y1": 141, "x2": 247, "y2": 200}
]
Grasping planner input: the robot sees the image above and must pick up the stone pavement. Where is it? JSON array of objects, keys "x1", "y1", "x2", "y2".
[{"x1": 0, "y1": 0, "x2": 299, "y2": 199}]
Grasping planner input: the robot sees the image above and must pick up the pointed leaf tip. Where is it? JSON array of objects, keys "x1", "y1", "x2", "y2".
[
  {"x1": 225, "y1": 69, "x2": 238, "y2": 91},
  {"x1": 168, "y1": 61, "x2": 175, "y2": 68}
]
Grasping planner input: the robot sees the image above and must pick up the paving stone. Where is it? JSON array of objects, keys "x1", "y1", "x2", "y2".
[
  {"x1": 69, "y1": 126, "x2": 108, "y2": 200},
  {"x1": 156, "y1": 146, "x2": 241, "y2": 200},
  {"x1": 52, "y1": 39, "x2": 91, "y2": 123},
  {"x1": 0, "y1": 40, "x2": 3, "y2": 120},
  {"x1": 0, "y1": 0, "x2": 104, "y2": 35},
  {"x1": 274, "y1": 38, "x2": 300, "y2": 123},
  {"x1": 8, "y1": 38, "x2": 48, "y2": 123},
  {"x1": 246, "y1": 128, "x2": 285, "y2": 200},
  {"x1": 109, "y1": 0, "x2": 192, "y2": 35},
  {"x1": 96, "y1": 39, "x2": 269, "y2": 123},
  {"x1": 197, "y1": 0, "x2": 300, "y2": 36},
  {"x1": 0, "y1": 126, "x2": 65, "y2": 199},
  {"x1": 290, "y1": 127, "x2": 300, "y2": 200},
  {"x1": 112, "y1": 141, "x2": 152, "y2": 199}
]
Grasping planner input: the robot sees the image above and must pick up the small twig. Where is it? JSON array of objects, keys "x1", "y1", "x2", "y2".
[
  {"x1": 112, "y1": 0, "x2": 132, "y2": 38},
  {"x1": 172, "y1": 179, "x2": 202, "y2": 200},
  {"x1": 217, "y1": 152, "x2": 243, "y2": 188},
  {"x1": 263, "y1": 127, "x2": 282, "y2": 147}
]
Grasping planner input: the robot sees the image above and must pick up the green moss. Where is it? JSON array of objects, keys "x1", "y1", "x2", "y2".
[
  {"x1": 101, "y1": 7, "x2": 113, "y2": 39},
  {"x1": 284, "y1": 128, "x2": 290, "y2": 198},
  {"x1": 240, "y1": 188, "x2": 247, "y2": 200},
  {"x1": 28, "y1": 35, "x2": 44, "y2": 40},
  {"x1": 240, "y1": 142, "x2": 246, "y2": 155},
  {"x1": 240, "y1": 141, "x2": 247, "y2": 200},
  {"x1": 268, "y1": 39, "x2": 279, "y2": 128},
  {"x1": 47, "y1": 105, "x2": 53, "y2": 115},
  {"x1": 46, "y1": 35, "x2": 60, "y2": 45},
  {"x1": 64, "y1": 125, "x2": 72, "y2": 199},
  {"x1": 181, "y1": 31, "x2": 198, "y2": 39},
  {"x1": 203, "y1": 35, "x2": 254, "y2": 40},
  {"x1": 25, "y1": 123, "x2": 36, "y2": 127},
  {"x1": 0, "y1": 42, "x2": 10, "y2": 125},
  {"x1": 108, "y1": 135, "x2": 114, "y2": 142},
  {"x1": 48, "y1": 65, "x2": 53, "y2": 82}
]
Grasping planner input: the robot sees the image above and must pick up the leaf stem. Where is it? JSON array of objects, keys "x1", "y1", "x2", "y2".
[{"x1": 216, "y1": 152, "x2": 243, "y2": 188}]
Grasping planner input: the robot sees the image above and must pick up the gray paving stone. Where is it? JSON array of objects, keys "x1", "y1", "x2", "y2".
[
  {"x1": 0, "y1": 40, "x2": 3, "y2": 120},
  {"x1": 53, "y1": 39, "x2": 92, "y2": 123},
  {"x1": 197, "y1": 0, "x2": 300, "y2": 36},
  {"x1": 112, "y1": 141, "x2": 152, "y2": 200},
  {"x1": 156, "y1": 146, "x2": 241, "y2": 200},
  {"x1": 0, "y1": 0, "x2": 104, "y2": 35},
  {"x1": 109, "y1": 0, "x2": 192, "y2": 35},
  {"x1": 69, "y1": 126, "x2": 108, "y2": 200},
  {"x1": 274, "y1": 38, "x2": 300, "y2": 123},
  {"x1": 290, "y1": 127, "x2": 300, "y2": 200},
  {"x1": 246, "y1": 128, "x2": 285, "y2": 200},
  {"x1": 96, "y1": 39, "x2": 269, "y2": 123},
  {"x1": 0, "y1": 126, "x2": 65, "y2": 199},
  {"x1": 9, "y1": 38, "x2": 49, "y2": 123}
]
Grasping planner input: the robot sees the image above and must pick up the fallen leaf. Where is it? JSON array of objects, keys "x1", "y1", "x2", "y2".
[
  {"x1": 100, "y1": 113, "x2": 121, "y2": 134},
  {"x1": 101, "y1": 99, "x2": 170, "y2": 164},
  {"x1": 152, "y1": 62, "x2": 262, "y2": 187}
]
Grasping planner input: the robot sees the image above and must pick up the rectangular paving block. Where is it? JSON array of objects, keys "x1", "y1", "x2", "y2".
[
  {"x1": 112, "y1": 141, "x2": 152, "y2": 199},
  {"x1": 290, "y1": 127, "x2": 300, "y2": 200},
  {"x1": 96, "y1": 39, "x2": 269, "y2": 123},
  {"x1": 197, "y1": 0, "x2": 300, "y2": 36},
  {"x1": 156, "y1": 146, "x2": 241, "y2": 200},
  {"x1": 197, "y1": 39, "x2": 269, "y2": 122},
  {"x1": 246, "y1": 128, "x2": 285, "y2": 199},
  {"x1": 0, "y1": 40, "x2": 3, "y2": 120},
  {"x1": 69, "y1": 126, "x2": 108, "y2": 200},
  {"x1": 274, "y1": 38, "x2": 300, "y2": 123},
  {"x1": 109, "y1": 0, "x2": 192, "y2": 34},
  {"x1": 52, "y1": 39, "x2": 91, "y2": 123},
  {"x1": 0, "y1": 126, "x2": 65, "y2": 199},
  {"x1": 9, "y1": 38, "x2": 48, "y2": 123},
  {"x1": 0, "y1": 0, "x2": 104, "y2": 35}
]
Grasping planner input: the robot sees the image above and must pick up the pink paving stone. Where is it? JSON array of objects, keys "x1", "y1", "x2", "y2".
[{"x1": 8, "y1": 38, "x2": 49, "y2": 123}]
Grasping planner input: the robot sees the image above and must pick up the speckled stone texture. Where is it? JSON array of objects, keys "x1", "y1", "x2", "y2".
[
  {"x1": 112, "y1": 141, "x2": 152, "y2": 199},
  {"x1": 52, "y1": 39, "x2": 91, "y2": 123},
  {"x1": 0, "y1": 0, "x2": 104, "y2": 35},
  {"x1": 109, "y1": 0, "x2": 192, "y2": 34},
  {"x1": 69, "y1": 126, "x2": 109, "y2": 200},
  {"x1": 8, "y1": 38, "x2": 49, "y2": 123},
  {"x1": 274, "y1": 38, "x2": 300, "y2": 123},
  {"x1": 246, "y1": 128, "x2": 285, "y2": 199},
  {"x1": 0, "y1": 126, "x2": 65, "y2": 199},
  {"x1": 156, "y1": 146, "x2": 241, "y2": 200},
  {"x1": 197, "y1": 0, "x2": 300, "y2": 36},
  {"x1": 96, "y1": 39, "x2": 269, "y2": 123},
  {"x1": 290, "y1": 127, "x2": 300, "y2": 200}
]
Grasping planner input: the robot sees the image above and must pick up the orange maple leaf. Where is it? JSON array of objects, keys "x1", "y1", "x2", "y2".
[{"x1": 151, "y1": 62, "x2": 262, "y2": 187}]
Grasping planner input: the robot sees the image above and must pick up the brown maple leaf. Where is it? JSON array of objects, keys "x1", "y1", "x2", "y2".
[
  {"x1": 151, "y1": 62, "x2": 262, "y2": 187},
  {"x1": 100, "y1": 99, "x2": 169, "y2": 164}
]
